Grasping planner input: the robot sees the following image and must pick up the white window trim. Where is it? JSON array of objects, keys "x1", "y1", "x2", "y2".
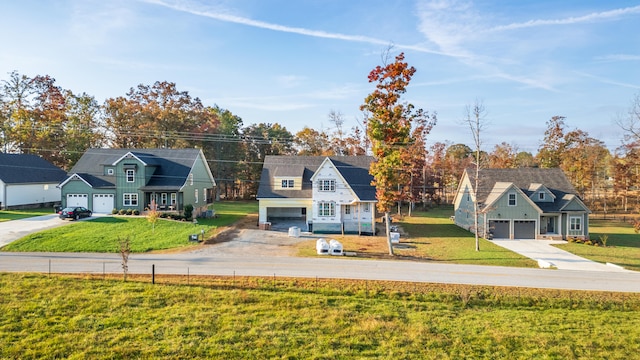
[
  {"x1": 126, "y1": 169, "x2": 135, "y2": 183},
  {"x1": 569, "y1": 216, "x2": 582, "y2": 231},
  {"x1": 318, "y1": 201, "x2": 335, "y2": 217},
  {"x1": 318, "y1": 179, "x2": 336, "y2": 192},
  {"x1": 195, "y1": 189, "x2": 199, "y2": 204},
  {"x1": 538, "y1": 192, "x2": 545, "y2": 200},
  {"x1": 344, "y1": 205, "x2": 351, "y2": 215},
  {"x1": 508, "y1": 193, "x2": 516, "y2": 206},
  {"x1": 123, "y1": 193, "x2": 138, "y2": 206}
]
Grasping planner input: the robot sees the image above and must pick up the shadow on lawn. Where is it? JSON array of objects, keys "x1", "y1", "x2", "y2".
[{"x1": 87, "y1": 217, "x2": 127, "y2": 224}]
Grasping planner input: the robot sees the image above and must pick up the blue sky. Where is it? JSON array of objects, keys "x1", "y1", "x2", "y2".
[{"x1": 1, "y1": 0, "x2": 639, "y2": 154}]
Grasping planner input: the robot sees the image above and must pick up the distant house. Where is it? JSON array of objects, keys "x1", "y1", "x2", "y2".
[
  {"x1": 453, "y1": 167, "x2": 590, "y2": 240},
  {"x1": 0, "y1": 153, "x2": 67, "y2": 210},
  {"x1": 257, "y1": 155, "x2": 377, "y2": 235},
  {"x1": 59, "y1": 148, "x2": 215, "y2": 215}
]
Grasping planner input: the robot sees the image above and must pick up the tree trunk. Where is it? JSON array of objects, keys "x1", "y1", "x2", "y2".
[{"x1": 385, "y1": 212, "x2": 394, "y2": 256}]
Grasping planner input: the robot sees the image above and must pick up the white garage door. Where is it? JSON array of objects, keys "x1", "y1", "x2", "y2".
[
  {"x1": 93, "y1": 194, "x2": 114, "y2": 213},
  {"x1": 67, "y1": 194, "x2": 88, "y2": 207}
]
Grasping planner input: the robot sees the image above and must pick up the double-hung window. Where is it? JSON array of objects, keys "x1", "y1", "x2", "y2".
[
  {"x1": 281, "y1": 179, "x2": 294, "y2": 188},
  {"x1": 123, "y1": 193, "x2": 138, "y2": 206},
  {"x1": 569, "y1": 216, "x2": 582, "y2": 231},
  {"x1": 319, "y1": 179, "x2": 336, "y2": 192},
  {"x1": 126, "y1": 169, "x2": 135, "y2": 183},
  {"x1": 508, "y1": 193, "x2": 516, "y2": 206},
  {"x1": 318, "y1": 201, "x2": 335, "y2": 217}
]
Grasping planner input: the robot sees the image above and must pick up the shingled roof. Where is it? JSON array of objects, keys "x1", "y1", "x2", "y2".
[
  {"x1": 257, "y1": 155, "x2": 376, "y2": 201},
  {"x1": 66, "y1": 148, "x2": 202, "y2": 188},
  {"x1": 0, "y1": 153, "x2": 66, "y2": 184},
  {"x1": 465, "y1": 167, "x2": 582, "y2": 212}
]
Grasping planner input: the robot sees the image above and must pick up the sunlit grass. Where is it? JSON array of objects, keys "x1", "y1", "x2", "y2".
[
  {"x1": 0, "y1": 208, "x2": 55, "y2": 222},
  {"x1": 1, "y1": 273, "x2": 638, "y2": 359}
]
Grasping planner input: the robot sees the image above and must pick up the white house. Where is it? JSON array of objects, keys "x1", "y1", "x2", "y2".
[
  {"x1": 0, "y1": 153, "x2": 66, "y2": 209},
  {"x1": 256, "y1": 155, "x2": 377, "y2": 235}
]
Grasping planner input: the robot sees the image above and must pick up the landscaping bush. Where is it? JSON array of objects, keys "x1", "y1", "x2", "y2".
[
  {"x1": 118, "y1": 209, "x2": 126, "y2": 215},
  {"x1": 125, "y1": 209, "x2": 133, "y2": 215},
  {"x1": 184, "y1": 204, "x2": 193, "y2": 221},
  {"x1": 133, "y1": 209, "x2": 140, "y2": 216},
  {"x1": 111, "y1": 209, "x2": 118, "y2": 215}
]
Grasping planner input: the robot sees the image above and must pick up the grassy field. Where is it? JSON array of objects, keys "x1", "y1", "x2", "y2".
[
  {"x1": 0, "y1": 208, "x2": 56, "y2": 222},
  {"x1": 297, "y1": 206, "x2": 538, "y2": 268},
  {"x1": 1, "y1": 201, "x2": 258, "y2": 253},
  {"x1": 556, "y1": 218, "x2": 640, "y2": 271},
  {"x1": 1, "y1": 273, "x2": 639, "y2": 359}
]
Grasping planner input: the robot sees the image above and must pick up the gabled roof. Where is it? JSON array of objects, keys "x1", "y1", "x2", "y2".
[
  {"x1": 0, "y1": 153, "x2": 66, "y2": 184},
  {"x1": 257, "y1": 155, "x2": 376, "y2": 201},
  {"x1": 465, "y1": 167, "x2": 587, "y2": 213},
  {"x1": 64, "y1": 148, "x2": 205, "y2": 189}
]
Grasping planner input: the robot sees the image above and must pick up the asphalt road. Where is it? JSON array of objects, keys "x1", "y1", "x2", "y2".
[{"x1": 1, "y1": 251, "x2": 639, "y2": 293}]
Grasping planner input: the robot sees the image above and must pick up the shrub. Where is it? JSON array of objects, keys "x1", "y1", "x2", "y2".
[
  {"x1": 159, "y1": 213, "x2": 169, "y2": 218},
  {"x1": 184, "y1": 204, "x2": 194, "y2": 221},
  {"x1": 118, "y1": 209, "x2": 126, "y2": 215},
  {"x1": 133, "y1": 209, "x2": 140, "y2": 216},
  {"x1": 111, "y1": 209, "x2": 118, "y2": 215},
  {"x1": 126, "y1": 209, "x2": 133, "y2": 215},
  {"x1": 599, "y1": 234, "x2": 609, "y2": 247}
]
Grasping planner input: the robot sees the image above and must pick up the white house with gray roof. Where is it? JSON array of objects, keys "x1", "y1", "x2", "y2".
[
  {"x1": 454, "y1": 167, "x2": 590, "y2": 240},
  {"x1": 0, "y1": 153, "x2": 66, "y2": 209},
  {"x1": 58, "y1": 148, "x2": 215, "y2": 215},
  {"x1": 257, "y1": 155, "x2": 377, "y2": 235}
]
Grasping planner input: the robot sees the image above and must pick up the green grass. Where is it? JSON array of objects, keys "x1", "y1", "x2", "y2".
[
  {"x1": 555, "y1": 219, "x2": 640, "y2": 271},
  {"x1": 0, "y1": 208, "x2": 56, "y2": 222},
  {"x1": 1, "y1": 201, "x2": 258, "y2": 253},
  {"x1": 1, "y1": 273, "x2": 639, "y2": 359}
]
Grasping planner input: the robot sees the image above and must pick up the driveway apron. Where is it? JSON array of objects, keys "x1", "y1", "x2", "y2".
[
  {"x1": 490, "y1": 239, "x2": 630, "y2": 272},
  {"x1": 0, "y1": 214, "x2": 72, "y2": 248}
]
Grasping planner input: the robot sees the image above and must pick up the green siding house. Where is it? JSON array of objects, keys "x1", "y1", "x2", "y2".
[
  {"x1": 453, "y1": 167, "x2": 590, "y2": 240},
  {"x1": 59, "y1": 148, "x2": 215, "y2": 216}
]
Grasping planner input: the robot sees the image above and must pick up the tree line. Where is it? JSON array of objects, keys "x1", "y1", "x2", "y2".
[{"x1": 1, "y1": 69, "x2": 639, "y2": 213}]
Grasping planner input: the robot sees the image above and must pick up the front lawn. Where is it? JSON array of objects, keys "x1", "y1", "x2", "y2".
[
  {"x1": 1, "y1": 201, "x2": 258, "y2": 253},
  {"x1": 0, "y1": 208, "x2": 56, "y2": 222},
  {"x1": 555, "y1": 218, "x2": 640, "y2": 271},
  {"x1": 297, "y1": 206, "x2": 538, "y2": 268}
]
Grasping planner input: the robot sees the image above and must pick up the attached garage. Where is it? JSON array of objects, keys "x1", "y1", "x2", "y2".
[
  {"x1": 514, "y1": 220, "x2": 536, "y2": 239},
  {"x1": 489, "y1": 220, "x2": 510, "y2": 239},
  {"x1": 93, "y1": 194, "x2": 114, "y2": 213},
  {"x1": 66, "y1": 194, "x2": 88, "y2": 207}
]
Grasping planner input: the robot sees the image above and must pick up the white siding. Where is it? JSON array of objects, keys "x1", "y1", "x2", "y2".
[
  {"x1": 4, "y1": 183, "x2": 62, "y2": 207},
  {"x1": 311, "y1": 161, "x2": 356, "y2": 224}
]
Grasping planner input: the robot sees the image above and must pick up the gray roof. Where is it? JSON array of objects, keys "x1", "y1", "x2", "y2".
[
  {"x1": 0, "y1": 153, "x2": 66, "y2": 184},
  {"x1": 67, "y1": 148, "x2": 202, "y2": 188},
  {"x1": 257, "y1": 155, "x2": 376, "y2": 201},
  {"x1": 466, "y1": 167, "x2": 583, "y2": 212}
]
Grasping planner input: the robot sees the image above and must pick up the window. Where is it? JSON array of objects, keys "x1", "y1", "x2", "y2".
[
  {"x1": 363, "y1": 203, "x2": 370, "y2": 212},
  {"x1": 344, "y1": 205, "x2": 351, "y2": 215},
  {"x1": 123, "y1": 193, "x2": 138, "y2": 206},
  {"x1": 508, "y1": 193, "x2": 516, "y2": 206},
  {"x1": 171, "y1": 193, "x2": 177, "y2": 205},
  {"x1": 538, "y1": 192, "x2": 545, "y2": 200},
  {"x1": 189, "y1": 173, "x2": 194, "y2": 185},
  {"x1": 44, "y1": 184, "x2": 49, "y2": 190},
  {"x1": 107, "y1": 168, "x2": 114, "y2": 175},
  {"x1": 203, "y1": 188, "x2": 207, "y2": 203},
  {"x1": 161, "y1": 193, "x2": 167, "y2": 205},
  {"x1": 318, "y1": 201, "x2": 335, "y2": 217},
  {"x1": 126, "y1": 169, "x2": 135, "y2": 182},
  {"x1": 570, "y1": 216, "x2": 582, "y2": 231},
  {"x1": 318, "y1": 179, "x2": 336, "y2": 192},
  {"x1": 281, "y1": 179, "x2": 294, "y2": 188},
  {"x1": 195, "y1": 189, "x2": 199, "y2": 203}
]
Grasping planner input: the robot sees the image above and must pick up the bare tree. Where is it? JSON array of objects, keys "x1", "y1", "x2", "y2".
[
  {"x1": 118, "y1": 236, "x2": 131, "y2": 281},
  {"x1": 464, "y1": 100, "x2": 488, "y2": 252},
  {"x1": 616, "y1": 92, "x2": 640, "y2": 142}
]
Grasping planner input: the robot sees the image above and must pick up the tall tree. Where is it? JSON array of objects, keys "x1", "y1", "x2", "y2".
[
  {"x1": 615, "y1": 92, "x2": 640, "y2": 142},
  {"x1": 295, "y1": 127, "x2": 331, "y2": 155},
  {"x1": 489, "y1": 142, "x2": 517, "y2": 168},
  {"x1": 537, "y1": 116, "x2": 567, "y2": 168},
  {"x1": 464, "y1": 100, "x2": 487, "y2": 251},
  {"x1": 360, "y1": 51, "x2": 435, "y2": 255}
]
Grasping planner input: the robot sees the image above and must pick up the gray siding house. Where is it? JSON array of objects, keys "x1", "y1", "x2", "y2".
[
  {"x1": 0, "y1": 153, "x2": 66, "y2": 209},
  {"x1": 59, "y1": 148, "x2": 215, "y2": 215},
  {"x1": 257, "y1": 155, "x2": 377, "y2": 235},
  {"x1": 453, "y1": 167, "x2": 590, "y2": 240}
]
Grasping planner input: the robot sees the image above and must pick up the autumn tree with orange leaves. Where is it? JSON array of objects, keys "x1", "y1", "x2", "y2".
[{"x1": 361, "y1": 52, "x2": 436, "y2": 255}]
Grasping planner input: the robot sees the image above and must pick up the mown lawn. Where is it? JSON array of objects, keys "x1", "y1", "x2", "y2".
[
  {"x1": 1, "y1": 201, "x2": 258, "y2": 253},
  {"x1": 555, "y1": 218, "x2": 640, "y2": 271},
  {"x1": 297, "y1": 206, "x2": 537, "y2": 268},
  {"x1": 0, "y1": 208, "x2": 56, "y2": 222},
  {"x1": 1, "y1": 273, "x2": 639, "y2": 359}
]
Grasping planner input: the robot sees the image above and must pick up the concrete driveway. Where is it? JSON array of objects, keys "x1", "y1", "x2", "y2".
[
  {"x1": 0, "y1": 214, "x2": 84, "y2": 248},
  {"x1": 490, "y1": 239, "x2": 631, "y2": 272}
]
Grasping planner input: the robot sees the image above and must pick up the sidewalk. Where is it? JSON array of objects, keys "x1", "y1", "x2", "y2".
[{"x1": 490, "y1": 239, "x2": 631, "y2": 272}]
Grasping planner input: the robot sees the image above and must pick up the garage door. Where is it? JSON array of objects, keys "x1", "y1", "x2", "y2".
[
  {"x1": 93, "y1": 194, "x2": 114, "y2": 214},
  {"x1": 489, "y1": 220, "x2": 510, "y2": 239},
  {"x1": 67, "y1": 194, "x2": 88, "y2": 207},
  {"x1": 514, "y1": 220, "x2": 536, "y2": 239}
]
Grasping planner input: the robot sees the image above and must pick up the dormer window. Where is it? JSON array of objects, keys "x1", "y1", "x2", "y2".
[
  {"x1": 538, "y1": 192, "x2": 545, "y2": 201},
  {"x1": 282, "y1": 179, "x2": 294, "y2": 188},
  {"x1": 319, "y1": 179, "x2": 336, "y2": 192},
  {"x1": 126, "y1": 169, "x2": 135, "y2": 182},
  {"x1": 107, "y1": 168, "x2": 114, "y2": 176}
]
